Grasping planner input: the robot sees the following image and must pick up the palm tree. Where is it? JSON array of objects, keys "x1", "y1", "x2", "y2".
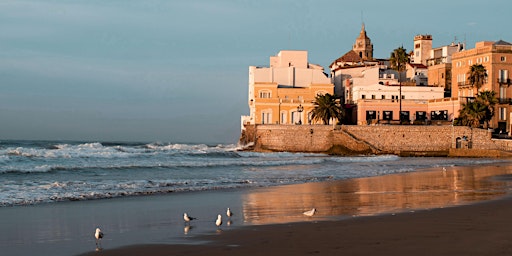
[
  {"x1": 457, "y1": 101, "x2": 487, "y2": 128},
  {"x1": 389, "y1": 46, "x2": 409, "y2": 73},
  {"x1": 310, "y1": 93, "x2": 343, "y2": 125},
  {"x1": 475, "y1": 90, "x2": 498, "y2": 128},
  {"x1": 467, "y1": 64, "x2": 487, "y2": 90},
  {"x1": 389, "y1": 46, "x2": 409, "y2": 122}
]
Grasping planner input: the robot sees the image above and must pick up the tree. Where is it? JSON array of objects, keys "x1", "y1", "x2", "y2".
[
  {"x1": 389, "y1": 46, "x2": 409, "y2": 122},
  {"x1": 389, "y1": 46, "x2": 409, "y2": 73},
  {"x1": 310, "y1": 93, "x2": 343, "y2": 125},
  {"x1": 457, "y1": 101, "x2": 487, "y2": 128},
  {"x1": 456, "y1": 90, "x2": 498, "y2": 128},
  {"x1": 467, "y1": 64, "x2": 487, "y2": 90},
  {"x1": 475, "y1": 90, "x2": 498, "y2": 128}
]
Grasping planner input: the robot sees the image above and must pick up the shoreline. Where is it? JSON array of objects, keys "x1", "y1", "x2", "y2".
[
  {"x1": 85, "y1": 195, "x2": 512, "y2": 256},
  {"x1": 80, "y1": 163, "x2": 512, "y2": 256},
  {"x1": 2, "y1": 162, "x2": 512, "y2": 256}
]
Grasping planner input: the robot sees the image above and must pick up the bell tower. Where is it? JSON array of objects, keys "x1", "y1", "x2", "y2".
[{"x1": 352, "y1": 23, "x2": 373, "y2": 61}]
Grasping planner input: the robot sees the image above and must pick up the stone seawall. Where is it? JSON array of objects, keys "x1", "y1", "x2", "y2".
[{"x1": 240, "y1": 124, "x2": 512, "y2": 157}]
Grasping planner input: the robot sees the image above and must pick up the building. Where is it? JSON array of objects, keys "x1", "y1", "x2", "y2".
[
  {"x1": 330, "y1": 24, "x2": 382, "y2": 101},
  {"x1": 411, "y1": 34, "x2": 432, "y2": 66},
  {"x1": 353, "y1": 23, "x2": 374, "y2": 61},
  {"x1": 241, "y1": 50, "x2": 334, "y2": 127},
  {"x1": 427, "y1": 41, "x2": 465, "y2": 97},
  {"x1": 451, "y1": 40, "x2": 512, "y2": 133},
  {"x1": 348, "y1": 66, "x2": 446, "y2": 125}
]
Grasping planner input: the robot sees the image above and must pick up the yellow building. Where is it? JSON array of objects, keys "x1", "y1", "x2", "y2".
[
  {"x1": 243, "y1": 50, "x2": 334, "y2": 125},
  {"x1": 451, "y1": 40, "x2": 512, "y2": 133}
]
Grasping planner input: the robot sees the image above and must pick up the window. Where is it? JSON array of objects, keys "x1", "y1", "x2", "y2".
[
  {"x1": 362, "y1": 95, "x2": 366, "y2": 99},
  {"x1": 382, "y1": 111, "x2": 393, "y2": 121},
  {"x1": 468, "y1": 60, "x2": 472, "y2": 65},
  {"x1": 381, "y1": 95, "x2": 385, "y2": 99},
  {"x1": 484, "y1": 56, "x2": 489, "y2": 62},
  {"x1": 371, "y1": 95, "x2": 376, "y2": 99},
  {"x1": 259, "y1": 90, "x2": 271, "y2": 98},
  {"x1": 280, "y1": 112, "x2": 287, "y2": 124},
  {"x1": 261, "y1": 111, "x2": 271, "y2": 124},
  {"x1": 500, "y1": 108, "x2": 507, "y2": 121},
  {"x1": 499, "y1": 70, "x2": 509, "y2": 83},
  {"x1": 501, "y1": 56, "x2": 507, "y2": 62}
]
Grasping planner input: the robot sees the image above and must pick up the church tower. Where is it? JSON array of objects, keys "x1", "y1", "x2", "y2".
[{"x1": 352, "y1": 23, "x2": 373, "y2": 61}]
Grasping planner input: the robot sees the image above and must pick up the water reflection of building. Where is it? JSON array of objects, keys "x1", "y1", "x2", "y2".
[{"x1": 241, "y1": 166, "x2": 512, "y2": 225}]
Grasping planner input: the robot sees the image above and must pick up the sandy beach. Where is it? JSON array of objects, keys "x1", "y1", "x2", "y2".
[
  {"x1": 2, "y1": 163, "x2": 512, "y2": 256},
  {"x1": 81, "y1": 197, "x2": 512, "y2": 256}
]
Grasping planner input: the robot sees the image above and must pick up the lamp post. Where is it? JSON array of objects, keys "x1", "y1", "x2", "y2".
[{"x1": 297, "y1": 104, "x2": 304, "y2": 125}]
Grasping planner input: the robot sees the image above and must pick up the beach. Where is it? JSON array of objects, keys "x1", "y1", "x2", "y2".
[
  {"x1": 2, "y1": 163, "x2": 512, "y2": 256},
  {"x1": 75, "y1": 162, "x2": 512, "y2": 256},
  {"x1": 82, "y1": 197, "x2": 512, "y2": 256}
]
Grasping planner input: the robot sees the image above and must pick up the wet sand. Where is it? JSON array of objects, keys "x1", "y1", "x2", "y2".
[
  {"x1": 2, "y1": 163, "x2": 512, "y2": 256},
  {"x1": 81, "y1": 197, "x2": 512, "y2": 256}
]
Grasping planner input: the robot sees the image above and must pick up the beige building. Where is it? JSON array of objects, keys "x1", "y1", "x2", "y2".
[
  {"x1": 411, "y1": 34, "x2": 432, "y2": 66},
  {"x1": 427, "y1": 42, "x2": 465, "y2": 96},
  {"x1": 353, "y1": 23, "x2": 374, "y2": 61},
  {"x1": 451, "y1": 40, "x2": 512, "y2": 133},
  {"x1": 241, "y1": 50, "x2": 334, "y2": 126}
]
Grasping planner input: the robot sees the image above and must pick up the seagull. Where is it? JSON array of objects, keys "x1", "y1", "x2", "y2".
[
  {"x1": 303, "y1": 208, "x2": 316, "y2": 217},
  {"x1": 184, "y1": 213, "x2": 196, "y2": 223},
  {"x1": 94, "y1": 228, "x2": 104, "y2": 247},
  {"x1": 215, "y1": 214, "x2": 223, "y2": 227},
  {"x1": 226, "y1": 208, "x2": 233, "y2": 218}
]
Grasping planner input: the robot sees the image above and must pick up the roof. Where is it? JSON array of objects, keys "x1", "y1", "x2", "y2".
[
  {"x1": 330, "y1": 50, "x2": 363, "y2": 67},
  {"x1": 408, "y1": 63, "x2": 428, "y2": 69},
  {"x1": 495, "y1": 40, "x2": 512, "y2": 46}
]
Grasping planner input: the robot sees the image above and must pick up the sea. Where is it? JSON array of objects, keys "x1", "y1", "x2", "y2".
[{"x1": 0, "y1": 139, "x2": 506, "y2": 208}]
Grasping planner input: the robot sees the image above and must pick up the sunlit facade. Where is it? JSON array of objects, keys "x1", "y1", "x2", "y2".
[
  {"x1": 243, "y1": 50, "x2": 334, "y2": 126},
  {"x1": 451, "y1": 40, "x2": 512, "y2": 133}
]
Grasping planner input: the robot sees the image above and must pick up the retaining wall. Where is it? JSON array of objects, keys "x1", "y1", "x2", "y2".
[{"x1": 240, "y1": 124, "x2": 512, "y2": 157}]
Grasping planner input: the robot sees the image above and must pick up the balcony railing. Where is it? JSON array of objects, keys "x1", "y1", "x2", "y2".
[
  {"x1": 498, "y1": 78, "x2": 512, "y2": 86},
  {"x1": 499, "y1": 98, "x2": 512, "y2": 104}
]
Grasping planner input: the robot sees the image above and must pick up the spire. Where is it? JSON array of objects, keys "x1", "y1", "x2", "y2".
[{"x1": 358, "y1": 23, "x2": 369, "y2": 39}]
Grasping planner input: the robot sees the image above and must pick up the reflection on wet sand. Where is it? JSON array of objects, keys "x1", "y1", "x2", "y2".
[{"x1": 242, "y1": 165, "x2": 512, "y2": 225}]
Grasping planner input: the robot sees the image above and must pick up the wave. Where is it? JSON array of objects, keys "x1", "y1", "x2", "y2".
[{"x1": 0, "y1": 153, "x2": 330, "y2": 174}]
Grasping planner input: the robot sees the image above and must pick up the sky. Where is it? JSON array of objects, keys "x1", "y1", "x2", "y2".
[{"x1": 1, "y1": 0, "x2": 511, "y2": 144}]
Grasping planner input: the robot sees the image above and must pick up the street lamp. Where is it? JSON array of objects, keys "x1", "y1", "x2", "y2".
[{"x1": 297, "y1": 104, "x2": 304, "y2": 125}]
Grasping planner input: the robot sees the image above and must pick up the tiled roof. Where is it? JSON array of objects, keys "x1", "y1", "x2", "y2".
[{"x1": 330, "y1": 50, "x2": 363, "y2": 67}]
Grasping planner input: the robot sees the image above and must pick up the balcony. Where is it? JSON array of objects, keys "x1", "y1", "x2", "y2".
[
  {"x1": 499, "y1": 98, "x2": 512, "y2": 104},
  {"x1": 497, "y1": 78, "x2": 512, "y2": 87}
]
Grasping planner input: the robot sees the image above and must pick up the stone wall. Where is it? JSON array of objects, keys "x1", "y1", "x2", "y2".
[{"x1": 241, "y1": 124, "x2": 512, "y2": 157}]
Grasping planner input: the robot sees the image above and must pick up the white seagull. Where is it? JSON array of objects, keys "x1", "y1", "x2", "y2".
[
  {"x1": 94, "y1": 228, "x2": 104, "y2": 247},
  {"x1": 303, "y1": 208, "x2": 316, "y2": 217},
  {"x1": 183, "y1": 213, "x2": 196, "y2": 223},
  {"x1": 226, "y1": 207, "x2": 233, "y2": 218},
  {"x1": 215, "y1": 214, "x2": 223, "y2": 227}
]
